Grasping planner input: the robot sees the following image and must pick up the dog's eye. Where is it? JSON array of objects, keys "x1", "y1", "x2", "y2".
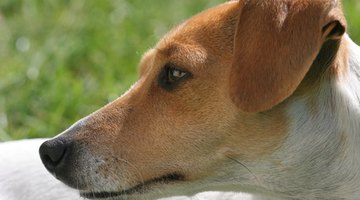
[
  {"x1": 167, "y1": 67, "x2": 187, "y2": 83},
  {"x1": 158, "y1": 64, "x2": 190, "y2": 90}
]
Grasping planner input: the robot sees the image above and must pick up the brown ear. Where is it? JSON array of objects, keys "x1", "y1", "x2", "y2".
[{"x1": 230, "y1": 0, "x2": 346, "y2": 112}]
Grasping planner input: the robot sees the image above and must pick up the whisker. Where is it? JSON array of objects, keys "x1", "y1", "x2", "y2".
[{"x1": 225, "y1": 155, "x2": 261, "y2": 185}]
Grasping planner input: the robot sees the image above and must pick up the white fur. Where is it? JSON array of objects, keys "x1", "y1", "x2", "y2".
[
  {"x1": 0, "y1": 139, "x2": 253, "y2": 200},
  {"x1": 0, "y1": 139, "x2": 81, "y2": 200}
]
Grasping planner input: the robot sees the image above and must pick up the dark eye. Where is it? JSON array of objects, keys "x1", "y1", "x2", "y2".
[
  {"x1": 167, "y1": 67, "x2": 187, "y2": 82},
  {"x1": 158, "y1": 64, "x2": 190, "y2": 90}
]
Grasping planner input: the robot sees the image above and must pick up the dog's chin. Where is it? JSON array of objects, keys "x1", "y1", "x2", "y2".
[{"x1": 79, "y1": 173, "x2": 185, "y2": 200}]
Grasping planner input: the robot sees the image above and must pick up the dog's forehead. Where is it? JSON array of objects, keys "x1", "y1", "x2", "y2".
[{"x1": 156, "y1": 1, "x2": 240, "y2": 55}]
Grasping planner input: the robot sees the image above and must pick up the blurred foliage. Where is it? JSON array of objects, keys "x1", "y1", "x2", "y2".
[
  {"x1": 0, "y1": 0, "x2": 223, "y2": 140},
  {"x1": 343, "y1": 0, "x2": 360, "y2": 41},
  {"x1": 0, "y1": 1, "x2": 359, "y2": 141}
]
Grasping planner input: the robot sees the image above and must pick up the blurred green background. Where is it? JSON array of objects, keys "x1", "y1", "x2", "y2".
[{"x1": 0, "y1": 1, "x2": 359, "y2": 141}]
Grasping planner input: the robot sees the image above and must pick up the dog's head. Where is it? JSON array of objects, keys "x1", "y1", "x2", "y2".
[{"x1": 39, "y1": 0, "x2": 346, "y2": 199}]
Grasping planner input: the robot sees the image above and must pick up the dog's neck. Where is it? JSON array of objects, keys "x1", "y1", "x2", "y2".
[
  {"x1": 263, "y1": 35, "x2": 360, "y2": 199},
  {"x1": 219, "y1": 35, "x2": 360, "y2": 200}
]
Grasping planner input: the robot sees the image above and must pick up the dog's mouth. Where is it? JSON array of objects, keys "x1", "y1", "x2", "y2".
[{"x1": 80, "y1": 173, "x2": 185, "y2": 199}]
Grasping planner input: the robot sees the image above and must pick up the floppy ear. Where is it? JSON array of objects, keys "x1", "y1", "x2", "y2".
[{"x1": 230, "y1": 0, "x2": 346, "y2": 112}]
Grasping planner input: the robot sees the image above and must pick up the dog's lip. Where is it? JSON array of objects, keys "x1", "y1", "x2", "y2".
[{"x1": 80, "y1": 173, "x2": 184, "y2": 199}]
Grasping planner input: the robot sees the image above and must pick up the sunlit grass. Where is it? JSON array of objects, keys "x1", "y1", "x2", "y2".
[{"x1": 0, "y1": 1, "x2": 359, "y2": 140}]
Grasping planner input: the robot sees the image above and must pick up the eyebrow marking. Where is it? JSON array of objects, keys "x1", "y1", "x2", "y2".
[
  {"x1": 156, "y1": 43, "x2": 208, "y2": 68},
  {"x1": 155, "y1": 43, "x2": 178, "y2": 57}
]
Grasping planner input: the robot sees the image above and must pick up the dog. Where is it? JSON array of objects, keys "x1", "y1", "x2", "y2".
[
  {"x1": 39, "y1": 0, "x2": 360, "y2": 199},
  {"x1": 0, "y1": 139, "x2": 253, "y2": 200}
]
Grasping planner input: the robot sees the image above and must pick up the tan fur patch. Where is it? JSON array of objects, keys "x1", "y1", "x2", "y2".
[
  {"x1": 230, "y1": 0, "x2": 346, "y2": 112},
  {"x1": 80, "y1": 2, "x2": 289, "y2": 183}
]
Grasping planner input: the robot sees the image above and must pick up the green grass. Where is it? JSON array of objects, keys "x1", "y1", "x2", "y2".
[
  {"x1": 343, "y1": 0, "x2": 360, "y2": 41},
  {"x1": 0, "y1": 1, "x2": 359, "y2": 141}
]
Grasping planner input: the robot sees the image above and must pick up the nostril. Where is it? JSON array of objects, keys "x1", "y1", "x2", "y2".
[
  {"x1": 39, "y1": 140, "x2": 68, "y2": 171},
  {"x1": 43, "y1": 149, "x2": 66, "y2": 169}
]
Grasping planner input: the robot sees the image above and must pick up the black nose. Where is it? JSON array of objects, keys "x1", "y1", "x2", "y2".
[
  {"x1": 39, "y1": 137, "x2": 84, "y2": 189},
  {"x1": 39, "y1": 138, "x2": 71, "y2": 173}
]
